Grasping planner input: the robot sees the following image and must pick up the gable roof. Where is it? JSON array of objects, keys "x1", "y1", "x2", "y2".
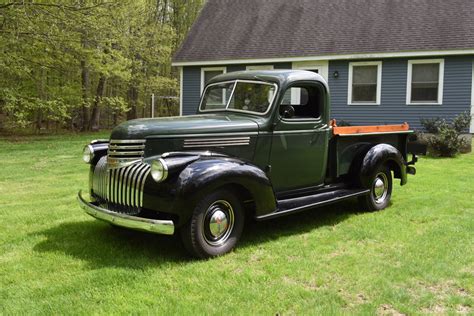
[{"x1": 173, "y1": 0, "x2": 474, "y2": 65}]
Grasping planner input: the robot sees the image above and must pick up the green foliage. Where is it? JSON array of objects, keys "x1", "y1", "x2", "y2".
[
  {"x1": 452, "y1": 112, "x2": 471, "y2": 133},
  {"x1": 420, "y1": 117, "x2": 446, "y2": 134},
  {"x1": 1, "y1": 89, "x2": 74, "y2": 129},
  {"x1": 0, "y1": 0, "x2": 205, "y2": 132},
  {"x1": 422, "y1": 112, "x2": 471, "y2": 157},
  {"x1": 429, "y1": 127, "x2": 467, "y2": 158},
  {"x1": 101, "y1": 96, "x2": 129, "y2": 114}
]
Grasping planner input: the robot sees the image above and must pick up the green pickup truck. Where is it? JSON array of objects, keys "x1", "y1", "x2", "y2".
[{"x1": 78, "y1": 70, "x2": 422, "y2": 258}]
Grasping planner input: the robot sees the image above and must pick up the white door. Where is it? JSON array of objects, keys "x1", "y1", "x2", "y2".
[
  {"x1": 292, "y1": 61, "x2": 329, "y2": 81},
  {"x1": 291, "y1": 61, "x2": 329, "y2": 104}
]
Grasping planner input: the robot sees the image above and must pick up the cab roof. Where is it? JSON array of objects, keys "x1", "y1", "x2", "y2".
[{"x1": 207, "y1": 70, "x2": 329, "y2": 90}]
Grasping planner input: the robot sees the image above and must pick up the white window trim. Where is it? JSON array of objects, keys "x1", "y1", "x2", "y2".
[
  {"x1": 246, "y1": 65, "x2": 274, "y2": 71},
  {"x1": 201, "y1": 67, "x2": 226, "y2": 93},
  {"x1": 406, "y1": 59, "x2": 444, "y2": 105},
  {"x1": 348, "y1": 61, "x2": 382, "y2": 105}
]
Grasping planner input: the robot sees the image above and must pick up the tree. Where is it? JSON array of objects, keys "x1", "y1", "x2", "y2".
[{"x1": 0, "y1": 0, "x2": 205, "y2": 132}]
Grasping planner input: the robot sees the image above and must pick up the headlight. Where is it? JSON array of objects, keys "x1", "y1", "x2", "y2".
[
  {"x1": 82, "y1": 145, "x2": 94, "y2": 164},
  {"x1": 151, "y1": 158, "x2": 169, "y2": 183}
]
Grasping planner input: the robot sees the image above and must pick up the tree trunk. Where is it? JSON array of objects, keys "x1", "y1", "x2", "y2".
[
  {"x1": 127, "y1": 85, "x2": 138, "y2": 120},
  {"x1": 80, "y1": 59, "x2": 90, "y2": 131},
  {"x1": 89, "y1": 76, "x2": 106, "y2": 131}
]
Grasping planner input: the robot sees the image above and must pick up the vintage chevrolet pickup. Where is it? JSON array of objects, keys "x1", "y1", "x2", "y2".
[{"x1": 78, "y1": 70, "x2": 422, "y2": 258}]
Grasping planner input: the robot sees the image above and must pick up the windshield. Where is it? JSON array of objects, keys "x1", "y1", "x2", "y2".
[{"x1": 200, "y1": 80, "x2": 277, "y2": 114}]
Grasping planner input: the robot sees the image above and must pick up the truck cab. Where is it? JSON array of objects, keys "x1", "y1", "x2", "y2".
[{"x1": 78, "y1": 70, "x2": 421, "y2": 258}]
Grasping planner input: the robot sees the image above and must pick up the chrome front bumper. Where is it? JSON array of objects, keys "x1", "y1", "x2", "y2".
[{"x1": 77, "y1": 191, "x2": 175, "y2": 235}]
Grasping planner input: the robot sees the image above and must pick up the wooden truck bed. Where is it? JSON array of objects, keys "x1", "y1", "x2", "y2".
[{"x1": 328, "y1": 120, "x2": 413, "y2": 179}]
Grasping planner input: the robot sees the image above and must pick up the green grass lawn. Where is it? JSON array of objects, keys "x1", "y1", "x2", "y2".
[{"x1": 1, "y1": 134, "x2": 473, "y2": 315}]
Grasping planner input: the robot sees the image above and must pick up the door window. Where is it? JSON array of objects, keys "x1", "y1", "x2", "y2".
[{"x1": 281, "y1": 85, "x2": 321, "y2": 119}]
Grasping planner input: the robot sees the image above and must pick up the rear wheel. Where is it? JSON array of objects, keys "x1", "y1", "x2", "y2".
[
  {"x1": 180, "y1": 189, "x2": 244, "y2": 258},
  {"x1": 358, "y1": 165, "x2": 392, "y2": 211}
]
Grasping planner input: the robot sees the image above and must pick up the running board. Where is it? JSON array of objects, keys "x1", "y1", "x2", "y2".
[{"x1": 256, "y1": 188, "x2": 370, "y2": 221}]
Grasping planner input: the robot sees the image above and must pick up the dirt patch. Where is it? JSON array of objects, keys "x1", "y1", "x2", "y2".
[
  {"x1": 417, "y1": 280, "x2": 470, "y2": 298},
  {"x1": 421, "y1": 304, "x2": 446, "y2": 314},
  {"x1": 456, "y1": 305, "x2": 472, "y2": 314},
  {"x1": 377, "y1": 304, "x2": 406, "y2": 316},
  {"x1": 281, "y1": 276, "x2": 321, "y2": 291}
]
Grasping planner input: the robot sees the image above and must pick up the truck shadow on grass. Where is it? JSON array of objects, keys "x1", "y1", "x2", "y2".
[{"x1": 33, "y1": 199, "x2": 365, "y2": 268}]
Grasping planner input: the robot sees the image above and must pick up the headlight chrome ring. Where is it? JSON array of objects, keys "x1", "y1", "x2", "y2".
[
  {"x1": 151, "y1": 158, "x2": 169, "y2": 183},
  {"x1": 83, "y1": 145, "x2": 95, "y2": 164}
]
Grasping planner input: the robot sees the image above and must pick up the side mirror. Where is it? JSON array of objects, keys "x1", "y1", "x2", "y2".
[{"x1": 280, "y1": 105, "x2": 295, "y2": 119}]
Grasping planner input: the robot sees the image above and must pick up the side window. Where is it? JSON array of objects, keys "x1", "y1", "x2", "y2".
[{"x1": 281, "y1": 85, "x2": 321, "y2": 119}]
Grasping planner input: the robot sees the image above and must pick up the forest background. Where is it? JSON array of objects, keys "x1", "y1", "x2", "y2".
[{"x1": 0, "y1": 0, "x2": 205, "y2": 132}]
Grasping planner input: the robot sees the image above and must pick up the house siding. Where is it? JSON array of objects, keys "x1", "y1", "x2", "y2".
[
  {"x1": 182, "y1": 66, "x2": 201, "y2": 115},
  {"x1": 329, "y1": 55, "x2": 473, "y2": 130},
  {"x1": 181, "y1": 63, "x2": 292, "y2": 115},
  {"x1": 182, "y1": 57, "x2": 472, "y2": 130}
]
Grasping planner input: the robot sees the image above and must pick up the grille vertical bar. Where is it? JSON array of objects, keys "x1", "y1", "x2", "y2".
[
  {"x1": 93, "y1": 156, "x2": 108, "y2": 198},
  {"x1": 91, "y1": 156, "x2": 150, "y2": 213}
]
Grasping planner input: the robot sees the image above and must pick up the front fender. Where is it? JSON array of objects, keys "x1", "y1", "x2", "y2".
[
  {"x1": 359, "y1": 144, "x2": 407, "y2": 187},
  {"x1": 173, "y1": 158, "x2": 276, "y2": 224}
]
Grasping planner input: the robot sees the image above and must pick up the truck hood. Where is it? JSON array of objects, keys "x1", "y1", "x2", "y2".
[{"x1": 110, "y1": 113, "x2": 260, "y2": 139}]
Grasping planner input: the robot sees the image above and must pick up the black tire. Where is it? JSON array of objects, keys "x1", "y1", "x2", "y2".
[
  {"x1": 358, "y1": 165, "x2": 392, "y2": 211},
  {"x1": 180, "y1": 188, "x2": 244, "y2": 259}
]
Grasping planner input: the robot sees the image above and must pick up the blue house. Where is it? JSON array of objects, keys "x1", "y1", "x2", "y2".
[{"x1": 172, "y1": 0, "x2": 474, "y2": 132}]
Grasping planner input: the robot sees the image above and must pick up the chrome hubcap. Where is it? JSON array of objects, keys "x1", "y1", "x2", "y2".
[
  {"x1": 373, "y1": 172, "x2": 388, "y2": 204},
  {"x1": 209, "y1": 210, "x2": 228, "y2": 239},
  {"x1": 203, "y1": 200, "x2": 234, "y2": 246}
]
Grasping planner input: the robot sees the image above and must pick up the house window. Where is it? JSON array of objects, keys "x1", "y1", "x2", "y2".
[
  {"x1": 246, "y1": 65, "x2": 274, "y2": 71},
  {"x1": 407, "y1": 59, "x2": 444, "y2": 105},
  {"x1": 348, "y1": 61, "x2": 382, "y2": 105},
  {"x1": 201, "y1": 67, "x2": 226, "y2": 93}
]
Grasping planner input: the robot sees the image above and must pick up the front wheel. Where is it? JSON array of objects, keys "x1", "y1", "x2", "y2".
[
  {"x1": 358, "y1": 165, "x2": 392, "y2": 211},
  {"x1": 180, "y1": 189, "x2": 244, "y2": 259}
]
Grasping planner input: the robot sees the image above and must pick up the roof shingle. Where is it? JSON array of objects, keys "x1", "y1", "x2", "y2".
[{"x1": 173, "y1": 0, "x2": 474, "y2": 63}]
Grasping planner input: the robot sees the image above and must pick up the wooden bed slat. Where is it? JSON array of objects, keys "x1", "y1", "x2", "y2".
[{"x1": 330, "y1": 120, "x2": 410, "y2": 135}]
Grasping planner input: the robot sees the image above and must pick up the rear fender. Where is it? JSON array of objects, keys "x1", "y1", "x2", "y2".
[{"x1": 359, "y1": 144, "x2": 407, "y2": 187}]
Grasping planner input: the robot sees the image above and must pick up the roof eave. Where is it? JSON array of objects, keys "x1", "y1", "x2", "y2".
[{"x1": 172, "y1": 49, "x2": 474, "y2": 67}]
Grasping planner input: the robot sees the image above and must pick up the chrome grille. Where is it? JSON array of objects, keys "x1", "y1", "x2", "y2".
[
  {"x1": 92, "y1": 156, "x2": 150, "y2": 214},
  {"x1": 107, "y1": 139, "x2": 145, "y2": 169}
]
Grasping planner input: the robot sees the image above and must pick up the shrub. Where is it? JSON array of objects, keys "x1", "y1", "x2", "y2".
[
  {"x1": 429, "y1": 127, "x2": 467, "y2": 157},
  {"x1": 452, "y1": 112, "x2": 471, "y2": 133},
  {"x1": 408, "y1": 131, "x2": 422, "y2": 142},
  {"x1": 423, "y1": 112, "x2": 471, "y2": 157},
  {"x1": 420, "y1": 117, "x2": 447, "y2": 134},
  {"x1": 337, "y1": 120, "x2": 352, "y2": 126}
]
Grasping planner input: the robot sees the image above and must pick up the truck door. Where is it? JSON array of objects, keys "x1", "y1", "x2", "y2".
[{"x1": 269, "y1": 83, "x2": 330, "y2": 193}]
